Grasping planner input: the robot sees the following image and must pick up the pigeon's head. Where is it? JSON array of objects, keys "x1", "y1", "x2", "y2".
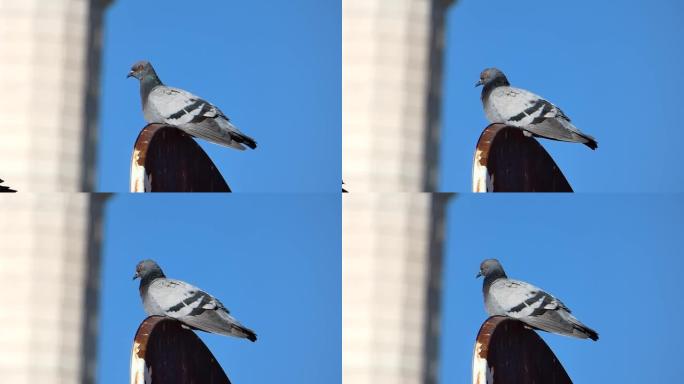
[
  {"x1": 133, "y1": 259, "x2": 164, "y2": 281},
  {"x1": 475, "y1": 68, "x2": 509, "y2": 88},
  {"x1": 127, "y1": 60, "x2": 155, "y2": 80},
  {"x1": 476, "y1": 258, "x2": 506, "y2": 279}
]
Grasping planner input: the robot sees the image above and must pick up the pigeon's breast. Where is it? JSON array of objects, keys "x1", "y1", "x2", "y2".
[
  {"x1": 484, "y1": 294, "x2": 506, "y2": 316},
  {"x1": 484, "y1": 280, "x2": 511, "y2": 316},
  {"x1": 483, "y1": 89, "x2": 508, "y2": 123},
  {"x1": 143, "y1": 101, "x2": 165, "y2": 124},
  {"x1": 142, "y1": 290, "x2": 166, "y2": 316}
]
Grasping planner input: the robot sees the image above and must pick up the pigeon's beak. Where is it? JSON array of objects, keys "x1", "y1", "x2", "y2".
[
  {"x1": 475, "y1": 79, "x2": 484, "y2": 87},
  {"x1": 133, "y1": 272, "x2": 140, "y2": 280},
  {"x1": 476, "y1": 271, "x2": 483, "y2": 278},
  {"x1": 126, "y1": 71, "x2": 135, "y2": 79}
]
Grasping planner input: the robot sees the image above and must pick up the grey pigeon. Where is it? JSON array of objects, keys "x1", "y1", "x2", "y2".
[
  {"x1": 133, "y1": 259, "x2": 257, "y2": 342},
  {"x1": 0, "y1": 179, "x2": 16, "y2": 193},
  {"x1": 476, "y1": 68, "x2": 598, "y2": 150},
  {"x1": 127, "y1": 61, "x2": 257, "y2": 150},
  {"x1": 477, "y1": 259, "x2": 598, "y2": 341}
]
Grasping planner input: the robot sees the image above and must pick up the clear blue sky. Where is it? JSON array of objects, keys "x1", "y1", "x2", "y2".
[
  {"x1": 97, "y1": 194, "x2": 341, "y2": 384},
  {"x1": 440, "y1": 0, "x2": 684, "y2": 192},
  {"x1": 440, "y1": 194, "x2": 684, "y2": 383},
  {"x1": 96, "y1": 0, "x2": 340, "y2": 192}
]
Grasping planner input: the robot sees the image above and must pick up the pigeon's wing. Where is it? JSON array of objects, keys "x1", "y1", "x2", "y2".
[
  {"x1": 489, "y1": 87, "x2": 567, "y2": 126},
  {"x1": 148, "y1": 86, "x2": 225, "y2": 125},
  {"x1": 148, "y1": 86, "x2": 256, "y2": 150},
  {"x1": 491, "y1": 87, "x2": 595, "y2": 145},
  {"x1": 147, "y1": 278, "x2": 228, "y2": 318},
  {"x1": 147, "y1": 279, "x2": 257, "y2": 341},
  {"x1": 181, "y1": 306, "x2": 257, "y2": 341},
  {"x1": 491, "y1": 279, "x2": 598, "y2": 340},
  {"x1": 490, "y1": 278, "x2": 566, "y2": 319}
]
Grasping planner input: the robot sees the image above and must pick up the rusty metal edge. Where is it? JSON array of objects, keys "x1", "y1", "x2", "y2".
[
  {"x1": 472, "y1": 316, "x2": 509, "y2": 384},
  {"x1": 472, "y1": 124, "x2": 506, "y2": 192},
  {"x1": 130, "y1": 315, "x2": 167, "y2": 384},
  {"x1": 130, "y1": 124, "x2": 166, "y2": 192},
  {"x1": 130, "y1": 315, "x2": 233, "y2": 384}
]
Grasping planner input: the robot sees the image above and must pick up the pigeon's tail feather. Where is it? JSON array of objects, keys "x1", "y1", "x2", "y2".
[
  {"x1": 229, "y1": 131, "x2": 257, "y2": 150},
  {"x1": 217, "y1": 312, "x2": 257, "y2": 342},
  {"x1": 578, "y1": 324, "x2": 599, "y2": 341},
  {"x1": 558, "y1": 118, "x2": 598, "y2": 150},
  {"x1": 581, "y1": 135, "x2": 598, "y2": 150},
  {"x1": 233, "y1": 323, "x2": 257, "y2": 342},
  {"x1": 522, "y1": 119, "x2": 597, "y2": 150},
  {"x1": 520, "y1": 309, "x2": 598, "y2": 341},
  {"x1": 220, "y1": 119, "x2": 256, "y2": 150},
  {"x1": 181, "y1": 119, "x2": 256, "y2": 150},
  {"x1": 567, "y1": 122, "x2": 598, "y2": 150},
  {"x1": 198, "y1": 321, "x2": 257, "y2": 341},
  {"x1": 568, "y1": 316, "x2": 599, "y2": 341},
  {"x1": 180, "y1": 311, "x2": 257, "y2": 342},
  {"x1": 217, "y1": 320, "x2": 257, "y2": 342}
]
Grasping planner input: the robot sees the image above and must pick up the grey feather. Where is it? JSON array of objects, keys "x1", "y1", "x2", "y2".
[
  {"x1": 127, "y1": 61, "x2": 257, "y2": 150},
  {"x1": 134, "y1": 259, "x2": 257, "y2": 342},
  {"x1": 477, "y1": 259, "x2": 598, "y2": 341},
  {"x1": 477, "y1": 67, "x2": 598, "y2": 150}
]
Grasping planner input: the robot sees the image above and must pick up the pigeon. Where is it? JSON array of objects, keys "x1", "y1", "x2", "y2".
[
  {"x1": 476, "y1": 68, "x2": 598, "y2": 150},
  {"x1": 0, "y1": 179, "x2": 16, "y2": 193},
  {"x1": 477, "y1": 259, "x2": 598, "y2": 341},
  {"x1": 127, "y1": 61, "x2": 257, "y2": 150},
  {"x1": 133, "y1": 259, "x2": 257, "y2": 342}
]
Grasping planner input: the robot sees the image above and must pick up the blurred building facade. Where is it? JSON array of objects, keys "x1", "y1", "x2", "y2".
[
  {"x1": 343, "y1": 1, "x2": 454, "y2": 383},
  {"x1": 342, "y1": 0, "x2": 453, "y2": 384},
  {"x1": 0, "y1": 1, "x2": 112, "y2": 384},
  {"x1": 0, "y1": 0, "x2": 112, "y2": 192},
  {"x1": 342, "y1": 0, "x2": 454, "y2": 192},
  {"x1": 343, "y1": 193, "x2": 451, "y2": 384},
  {"x1": 0, "y1": 195, "x2": 107, "y2": 384}
]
